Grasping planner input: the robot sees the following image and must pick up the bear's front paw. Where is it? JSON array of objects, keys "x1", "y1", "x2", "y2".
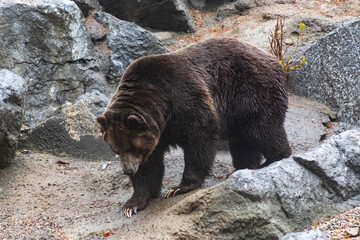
[
  {"x1": 123, "y1": 195, "x2": 149, "y2": 218},
  {"x1": 164, "y1": 182, "x2": 202, "y2": 198},
  {"x1": 164, "y1": 188, "x2": 181, "y2": 198}
]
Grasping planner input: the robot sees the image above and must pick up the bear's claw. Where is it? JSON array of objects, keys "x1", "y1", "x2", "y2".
[
  {"x1": 123, "y1": 206, "x2": 138, "y2": 218},
  {"x1": 165, "y1": 188, "x2": 180, "y2": 198}
]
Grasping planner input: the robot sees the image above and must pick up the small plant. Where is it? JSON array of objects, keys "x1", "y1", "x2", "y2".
[{"x1": 268, "y1": 17, "x2": 307, "y2": 76}]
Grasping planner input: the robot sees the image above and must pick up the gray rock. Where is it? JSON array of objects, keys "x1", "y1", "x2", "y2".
[
  {"x1": 235, "y1": 0, "x2": 296, "y2": 13},
  {"x1": 215, "y1": 2, "x2": 240, "y2": 21},
  {"x1": 19, "y1": 90, "x2": 113, "y2": 160},
  {"x1": 0, "y1": 0, "x2": 108, "y2": 129},
  {"x1": 285, "y1": 94, "x2": 335, "y2": 154},
  {"x1": 189, "y1": 0, "x2": 236, "y2": 10},
  {"x1": 0, "y1": 70, "x2": 27, "y2": 106},
  {"x1": 87, "y1": 11, "x2": 169, "y2": 84},
  {"x1": 74, "y1": 90, "x2": 109, "y2": 117},
  {"x1": 19, "y1": 116, "x2": 114, "y2": 161},
  {"x1": 294, "y1": 130, "x2": 360, "y2": 200},
  {"x1": 72, "y1": 0, "x2": 102, "y2": 17},
  {"x1": 0, "y1": 70, "x2": 26, "y2": 168},
  {"x1": 288, "y1": 18, "x2": 360, "y2": 124},
  {"x1": 97, "y1": 0, "x2": 196, "y2": 32},
  {"x1": 140, "y1": 130, "x2": 360, "y2": 239},
  {"x1": 188, "y1": 0, "x2": 207, "y2": 9},
  {"x1": 281, "y1": 230, "x2": 329, "y2": 240},
  {"x1": 0, "y1": 0, "x2": 169, "y2": 159}
]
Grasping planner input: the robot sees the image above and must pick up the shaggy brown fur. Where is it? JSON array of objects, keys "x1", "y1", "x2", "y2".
[{"x1": 97, "y1": 38, "x2": 292, "y2": 216}]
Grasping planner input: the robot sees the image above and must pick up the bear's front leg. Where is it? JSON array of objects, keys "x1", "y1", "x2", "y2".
[
  {"x1": 123, "y1": 151, "x2": 165, "y2": 218},
  {"x1": 123, "y1": 179, "x2": 151, "y2": 218},
  {"x1": 165, "y1": 135, "x2": 216, "y2": 198}
]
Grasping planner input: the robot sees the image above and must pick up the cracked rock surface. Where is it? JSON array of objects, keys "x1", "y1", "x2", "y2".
[
  {"x1": 0, "y1": 0, "x2": 102, "y2": 129},
  {"x1": 112, "y1": 130, "x2": 360, "y2": 239},
  {"x1": 288, "y1": 18, "x2": 360, "y2": 125},
  {"x1": 0, "y1": 70, "x2": 26, "y2": 168},
  {"x1": 0, "y1": 0, "x2": 168, "y2": 160}
]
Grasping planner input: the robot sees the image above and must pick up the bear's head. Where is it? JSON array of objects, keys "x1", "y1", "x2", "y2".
[{"x1": 96, "y1": 111, "x2": 160, "y2": 176}]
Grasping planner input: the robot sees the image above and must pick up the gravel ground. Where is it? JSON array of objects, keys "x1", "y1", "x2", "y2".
[{"x1": 312, "y1": 208, "x2": 360, "y2": 240}]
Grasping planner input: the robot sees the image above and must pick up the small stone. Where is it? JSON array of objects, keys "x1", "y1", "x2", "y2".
[
  {"x1": 285, "y1": 39, "x2": 294, "y2": 45},
  {"x1": 346, "y1": 227, "x2": 360, "y2": 237},
  {"x1": 101, "y1": 163, "x2": 108, "y2": 170}
]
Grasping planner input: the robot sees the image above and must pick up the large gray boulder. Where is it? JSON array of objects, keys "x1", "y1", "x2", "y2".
[
  {"x1": 97, "y1": 0, "x2": 196, "y2": 32},
  {"x1": 120, "y1": 130, "x2": 360, "y2": 239},
  {"x1": 85, "y1": 11, "x2": 169, "y2": 84},
  {"x1": 0, "y1": 70, "x2": 26, "y2": 168},
  {"x1": 19, "y1": 90, "x2": 113, "y2": 160},
  {"x1": 1, "y1": 0, "x2": 168, "y2": 160},
  {"x1": 0, "y1": 0, "x2": 108, "y2": 129},
  {"x1": 288, "y1": 18, "x2": 360, "y2": 125}
]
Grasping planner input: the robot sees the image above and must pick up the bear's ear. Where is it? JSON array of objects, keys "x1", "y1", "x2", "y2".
[
  {"x1": 96, "y1": 115, "x2": 107, "y2": 133},
  {"x1": 125, "y1": 114, "x2": 147, "y2": 131}
]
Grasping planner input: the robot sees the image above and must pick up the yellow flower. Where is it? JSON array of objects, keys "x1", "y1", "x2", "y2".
[{"x1": 299, "y1": 22, "x2": 305, "y2": 31}]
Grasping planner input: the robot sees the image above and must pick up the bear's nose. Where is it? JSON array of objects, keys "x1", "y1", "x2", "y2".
[{"x1": 123, "y1": 169, "x2": 134, "y2": 176}]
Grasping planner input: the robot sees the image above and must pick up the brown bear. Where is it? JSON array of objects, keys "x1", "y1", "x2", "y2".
[{"x1": 96, "y1": 38, "x2": 292, "y2": 217}]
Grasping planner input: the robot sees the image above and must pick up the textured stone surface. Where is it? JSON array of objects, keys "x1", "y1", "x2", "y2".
[
  {"x1": 86, "y1": 11, "x2": 168, "y2": 84},
  {"x1": 294, "y1": 130, "x2": 360, "y2": 200},
  {"x1": 281, "y1": 230, "x2": 329, "y2": 240},
  {"x1": 288, "y1": 18, "x2": 360, "y2": 124},
  {"x1": 97, "y1": 0, "x2": 196, "y2": 32},
  {"x1": 235, "y1": 0, "x2": 296, "y2": 12},
  {"x1": 19, "y1": 90, "x2": 112, "y2": 160},
  {"x1": 0, "y1": 0, "x2": 167, "y2": 159},
  {"x1": 189, "y1": 0, "x2": 236, "y2": 10},
  {"x1": 285, "y1": 94, "x2": 335, "y2": 154},
  {"x1": 72, "y1": 0, "x2": 102, "y2": 17},
  {"x1": 19, "y1": 116, "x2": 114, "y2": 161},
  {"x1": 0, "y1": 70, "x2": 26, "y2": 168},
  {"x1": 0, "y1": 0, "x2": 108, "y2": 129}
]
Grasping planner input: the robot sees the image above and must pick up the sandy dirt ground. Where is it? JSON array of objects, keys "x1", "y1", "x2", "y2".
[{"x1": 0, "y1": 149, "x2": 233, "y2": 239}]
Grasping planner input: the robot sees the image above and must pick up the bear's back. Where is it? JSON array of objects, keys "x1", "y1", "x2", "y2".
[{"x1": 172, "y1": 38, "x2": 288, "y2": 138}]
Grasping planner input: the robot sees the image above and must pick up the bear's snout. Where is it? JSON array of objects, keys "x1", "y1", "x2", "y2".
[
  {"x1": 121, "y1": 154, "x2": 141, "y2": 176},
  {"x1": 123, "y1": 168, "x2": 134, "y2": 176}
]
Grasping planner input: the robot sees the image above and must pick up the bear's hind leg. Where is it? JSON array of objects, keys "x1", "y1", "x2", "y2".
[
  {"x1": 260, "y1": 126, "x2": 292, "y2": 168},
  {"x1": 123, "y1": 147, "x2": 166, "y2": 217},
  {"x1": 229, "y1": 139, "x2": 262, "y2": 170}
]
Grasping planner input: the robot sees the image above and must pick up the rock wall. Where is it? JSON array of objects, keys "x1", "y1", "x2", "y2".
[
  {"x1": 0, "y1": 0, "x2": 104, "y2": 128},
  {"x1": 288, "y1": 18, "x2": 360, "y2": 125},
  {"x1": 97, "y1": 0, "x2": 196, "y2": 32},
  {"x1": 0, "y1": 70, "x2": 26, "y2": 168},
  {"x1": 0, "y1": 0, "x2": 167, "y2": 160}
]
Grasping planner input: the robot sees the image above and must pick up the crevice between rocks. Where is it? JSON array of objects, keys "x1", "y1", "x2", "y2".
[
  {"x1": 270, "y1": 174, "x2": 291, "y2": 220},
  {"x1": 15, "y1": 58, "x2": 97, "y2": 68},
  {"x1": 293, "y1": 156, "x2": 347, "y2": 201},
  {"x1": 232, "y1": 189, "x2": 262, "y2": 202}
]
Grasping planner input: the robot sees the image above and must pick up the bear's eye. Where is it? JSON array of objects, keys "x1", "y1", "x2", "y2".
[{"x1": 125, "y1": 114, "x2": 147, "y2": 131}]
